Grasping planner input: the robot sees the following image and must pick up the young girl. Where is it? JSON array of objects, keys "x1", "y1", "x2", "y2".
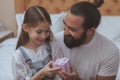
[{"x1": 12, "y1": 6, "x2": 63, "y2": 80}]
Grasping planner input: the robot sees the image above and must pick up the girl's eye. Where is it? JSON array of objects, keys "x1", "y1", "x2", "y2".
[
  {"x1": 37, "y1": 31, "x2": 42, "y2": 34},
  {"x1": 36, "y1": 30, "x2": 50, "y2": 34}
]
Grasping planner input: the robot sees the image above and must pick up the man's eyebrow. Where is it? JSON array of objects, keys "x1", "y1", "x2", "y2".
[
  {"x1": 63, "y1": 20, "x2": 68, "y2": 27},
  {"x1": 63, "y1": 20, "x2": 77, "y2": 31}
]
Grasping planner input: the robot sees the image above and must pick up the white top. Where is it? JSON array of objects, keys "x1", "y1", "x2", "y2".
[
  {"x1": 12, "y1": 41, "x2": 63, "y2": 80},
  {"x1": 54, "y1": 31, "x2": 119, "y2": 80}
]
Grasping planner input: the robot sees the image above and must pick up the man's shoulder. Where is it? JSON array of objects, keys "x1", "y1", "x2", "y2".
[
  {"x1": 96, "y1": 32, "x2": 119, "y2": 52},
  {"x1": 96, "y1": 32, "x2": 115, "y2": 45}
]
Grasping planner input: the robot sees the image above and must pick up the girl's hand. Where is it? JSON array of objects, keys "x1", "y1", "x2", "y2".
[
  {"x1": 40, "y1": 61, "x2": 61, "y2": 77},
  {"x1": 31, "y1": 61, "x2": 61, "y2": 80}
]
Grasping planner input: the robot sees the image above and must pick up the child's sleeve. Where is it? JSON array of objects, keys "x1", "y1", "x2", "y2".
[
  {"x1": 12, "y1": 50, "x2": 32, "y2": 80},
  {"x1": 51, "y1": 42, "x2": 64, "y2": 61},
  {"x1": 51, "y1": 42, "x2": 63, "y2": 80}
]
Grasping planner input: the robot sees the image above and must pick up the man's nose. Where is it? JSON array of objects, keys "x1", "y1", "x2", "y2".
[{"x1": 64, "y1": 26, "x2": 70, "y2": 35}]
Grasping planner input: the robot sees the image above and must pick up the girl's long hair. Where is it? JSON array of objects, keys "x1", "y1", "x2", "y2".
[{"x1": 16, "y1": 6, "x2": 52, "y2": 49}]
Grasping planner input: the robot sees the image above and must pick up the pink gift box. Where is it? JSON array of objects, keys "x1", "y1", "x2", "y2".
[{"x1": 52, "y1": 58, "x2": 70, "y2": 72}]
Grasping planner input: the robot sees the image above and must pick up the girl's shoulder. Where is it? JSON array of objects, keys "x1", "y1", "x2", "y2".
[
  {"x1": 13, "y1": 49, "x2": 22, "y2": 57},
  {"x1": 13, "y1": 48, "x2": 25, "y2": 62}
]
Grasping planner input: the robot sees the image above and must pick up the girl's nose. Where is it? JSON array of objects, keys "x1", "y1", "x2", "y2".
[{"x1": 41, "y1": 32, "x2": 47, "y2": 39}]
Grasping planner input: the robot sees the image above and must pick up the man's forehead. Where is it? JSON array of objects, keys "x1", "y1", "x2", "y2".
[{"x1": 64, "y1": 12, "x2": 84, "y2": 27}]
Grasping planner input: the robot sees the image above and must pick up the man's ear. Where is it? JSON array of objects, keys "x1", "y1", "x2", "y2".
[
  {"x1": 87, "y1": 27, "x2": 95, "y2": 35},
  {"x1": 22, "y1": 24, "x2": 29, "y2": 32}
]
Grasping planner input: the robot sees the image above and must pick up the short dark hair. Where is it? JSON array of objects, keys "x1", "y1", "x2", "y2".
[{"x1": 70, "y1": 0, "x2": 104, "y2": 30}]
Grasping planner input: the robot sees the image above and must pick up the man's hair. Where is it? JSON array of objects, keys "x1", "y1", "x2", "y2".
[{"x1": 70, "y1": 0, "x2": 104, "y2": 30}]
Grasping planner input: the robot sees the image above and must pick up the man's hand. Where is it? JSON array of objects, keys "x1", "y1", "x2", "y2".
[{"x1": 58, "y1": 65, "x2": 80, "y2": 80}]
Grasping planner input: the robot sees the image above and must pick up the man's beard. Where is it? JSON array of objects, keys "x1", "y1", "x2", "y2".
[{"x1": 64, "y1": 31, "x2": 87, "y2": 49}]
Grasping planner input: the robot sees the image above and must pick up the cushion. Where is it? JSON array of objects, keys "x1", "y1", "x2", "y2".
[
  {"x1": 16, "y1": 13, "x2": 24, "y2": 38},
  {"x1": 50, "y1": 12, "x2": 66, "y2": 34},
  {"x1": 97, "y1": 16, "x2": 120, "y2": 41}
]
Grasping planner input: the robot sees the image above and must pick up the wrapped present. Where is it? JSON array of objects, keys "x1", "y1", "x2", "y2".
[{"x1": 52, "y1": 57, "x2": 70, "y2": 72}]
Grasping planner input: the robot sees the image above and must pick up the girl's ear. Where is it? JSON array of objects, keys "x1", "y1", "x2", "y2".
[{"x1": 22, "y1": 24, "x2": 29, "y2": 32}]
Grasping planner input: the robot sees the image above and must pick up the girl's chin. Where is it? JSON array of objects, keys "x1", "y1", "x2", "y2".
[{"x1": 37, "y1": 41, "x2": 45, "y2": 45}]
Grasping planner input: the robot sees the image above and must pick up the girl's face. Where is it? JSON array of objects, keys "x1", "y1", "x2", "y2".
[{"x1": 27, "y1": 22, "x2": 51, "y2": 46}]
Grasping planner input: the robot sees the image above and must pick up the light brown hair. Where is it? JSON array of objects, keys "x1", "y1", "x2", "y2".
[{"x1": 16, "y1": 6, "x2": 52, "y2": 49}]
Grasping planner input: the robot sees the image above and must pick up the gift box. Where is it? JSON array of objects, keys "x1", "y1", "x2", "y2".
[{"x1": 52, "y1": 57, "x2": 70, "y2": 72}]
